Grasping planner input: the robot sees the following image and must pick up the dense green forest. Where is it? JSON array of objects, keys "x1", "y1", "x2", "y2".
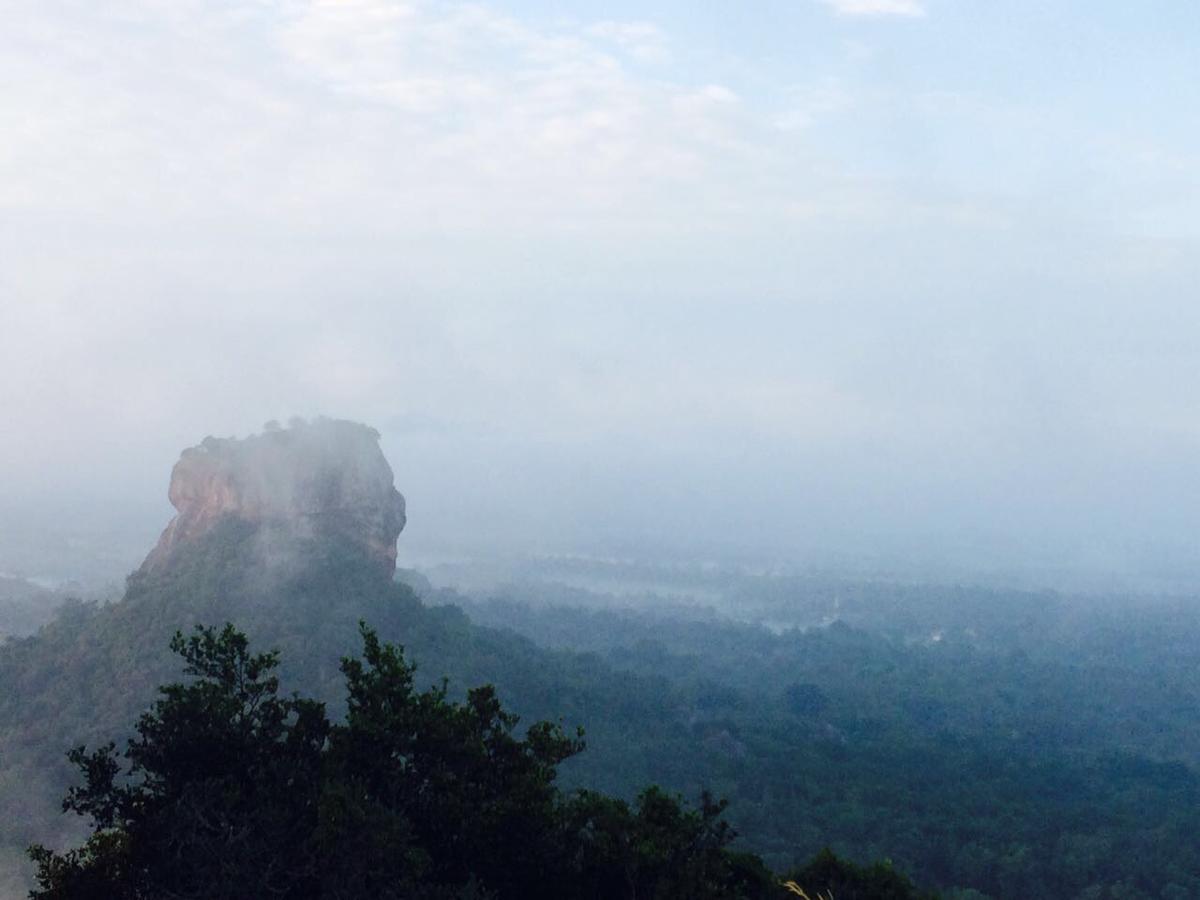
[
  {"x1": 3, "y1": 524, "x2": 1200, "y2": 897},
  {"x1": 30, "y1": 622, "x2": 925, "y2": 899},
  {"x1": 450, "y1": 577, "x2": 1200, "y2": 898}
]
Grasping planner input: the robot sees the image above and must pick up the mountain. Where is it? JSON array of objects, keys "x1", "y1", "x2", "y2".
[
  {"x1": 0, "y1": 420, "x2": 700, "y2": 896},
  {"x1": 139, "y1": 418, "x2": 406, "y2": 578},
  {"x1": 4, "y1": 419, "x2": 1200, "y2": 898}
]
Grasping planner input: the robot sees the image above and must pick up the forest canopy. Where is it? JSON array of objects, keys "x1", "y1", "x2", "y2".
[{"x1": 30, "y1": 621, "x2": 928, "y2": 900}]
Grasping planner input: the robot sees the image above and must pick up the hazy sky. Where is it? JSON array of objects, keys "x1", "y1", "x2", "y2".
[{"x1": 3, "y1": 1, "x2": 1200, "y2": 585}]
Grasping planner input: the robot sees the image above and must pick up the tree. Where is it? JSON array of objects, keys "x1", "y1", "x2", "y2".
[
  {"x1": 319, "y1": 625, "x2": 582, "y2": 898},
  {"x1": 782, "y1": 848, "x2": 934, "y2": 900},
  {"x1": 29, "y1": 623, "x2": 760, "y2": 899},
  {"x1": 563, "y1": 787, "x2": 775, "y2": 899},
  {"x1": 30, "y1": 624, "x2": 329, "y2": 899},
  {"x1": 29, "y1": 621, "x2": 923, "y2": 899}
]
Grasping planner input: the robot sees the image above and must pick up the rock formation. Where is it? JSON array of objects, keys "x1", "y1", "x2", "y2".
[{"x1": 139, "y1": 418, "x2": 406, "y2": 578}]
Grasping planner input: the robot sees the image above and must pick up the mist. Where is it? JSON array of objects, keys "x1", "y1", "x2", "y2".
[
  {"x1": 10, "y1": 8, "x2": 1200, "y2": 896},
  {"x1": 4, "y1": 0, "x2": 1200, "y2": 592}
]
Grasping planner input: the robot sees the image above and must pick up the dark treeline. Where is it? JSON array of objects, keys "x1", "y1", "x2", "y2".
[
  {"x1": 31, "y1": 622, "x2": 923, "y2": 899},
  {"x1": 4, "y1": 524, "x2": 1200, "y2": 897}
]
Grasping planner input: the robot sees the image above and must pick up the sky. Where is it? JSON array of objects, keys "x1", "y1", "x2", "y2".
[{"x1": 2, "y1": 0, "x2": 1200, "y2": 588}]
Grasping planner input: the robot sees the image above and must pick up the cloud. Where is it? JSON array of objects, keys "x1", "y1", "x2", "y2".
[
  {"x1": 586, "y1": 20, "x2": 670, "y2": 64},
  {"x1": 773, "y1": 81, "x2": 854, "y2": 132},
  {"x1": 0, "y1": 0, "x2": 752, "y2": 234},
  {"x1": 819, "y1": 0, "x2": 926, "y2": 18}
]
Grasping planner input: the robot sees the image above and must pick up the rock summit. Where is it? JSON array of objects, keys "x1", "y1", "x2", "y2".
[{"x1": 140, "y1": 418, "x2": 406, "y2": 578}]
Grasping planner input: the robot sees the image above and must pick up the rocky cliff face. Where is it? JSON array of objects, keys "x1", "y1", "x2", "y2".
[{"x1": 140, "y1": 418, "x2": 406, "y2": 578}]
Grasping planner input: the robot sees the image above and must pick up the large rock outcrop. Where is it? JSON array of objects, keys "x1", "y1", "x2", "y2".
[{"x1": 139, "y1": 418, "x2": 406, "y2": 578}]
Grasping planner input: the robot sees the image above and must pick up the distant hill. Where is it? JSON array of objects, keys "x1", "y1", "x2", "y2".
[{"x1": 0, "y1": 576, "x2": 63, "y2": 640}]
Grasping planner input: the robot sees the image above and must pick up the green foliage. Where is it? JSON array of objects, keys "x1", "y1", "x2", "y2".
[
  {"x1": 33, "y1": 622, "x2": 859, "y2": 900},
  {"x1": 563, "y1": 787, "x2": 777, "y2": 899},
  {"x1": 457, "y1": 588, "x2": 1200, "y2": 898},
  {"x1": 11, "y1": 527, "x2": 1200, "y2": 897},
  {"x1": 30, "y1": 623, "x2": 330, "y2": 899},
  {"x1": 322, "y1": 624, "x2": 584, "y2": 897},
  {"x1": 783, "y1": 848, "x2": 934, "y2": 900}
]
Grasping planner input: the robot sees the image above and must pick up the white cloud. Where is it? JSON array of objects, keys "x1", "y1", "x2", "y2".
[
  {"x1": 0, "y1": 0, "x2": 775, "y2": 475},
  {"x1": 0, "y1": 0, "x2": 761, "y2": 236},
  {"x1": 773, "y1": 81, "x2": 854, "y2": 132},
  {"x1": 267, "y1": 0, "x2": 758, "y2": 228},
  {"x1": 585, "y1": 20, "x2": 670, "y2": 64},
  {"x1": 819, "y1": 0, "x2": 926, "y2": 18}
]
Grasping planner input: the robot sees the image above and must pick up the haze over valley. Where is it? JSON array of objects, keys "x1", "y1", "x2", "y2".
[
  {"x1": 5, "y1": 0, "x2": 1200, "y2": 596},
  {"x1": 4, "y1": 3, "x2": 1200, "y2": 899}
]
